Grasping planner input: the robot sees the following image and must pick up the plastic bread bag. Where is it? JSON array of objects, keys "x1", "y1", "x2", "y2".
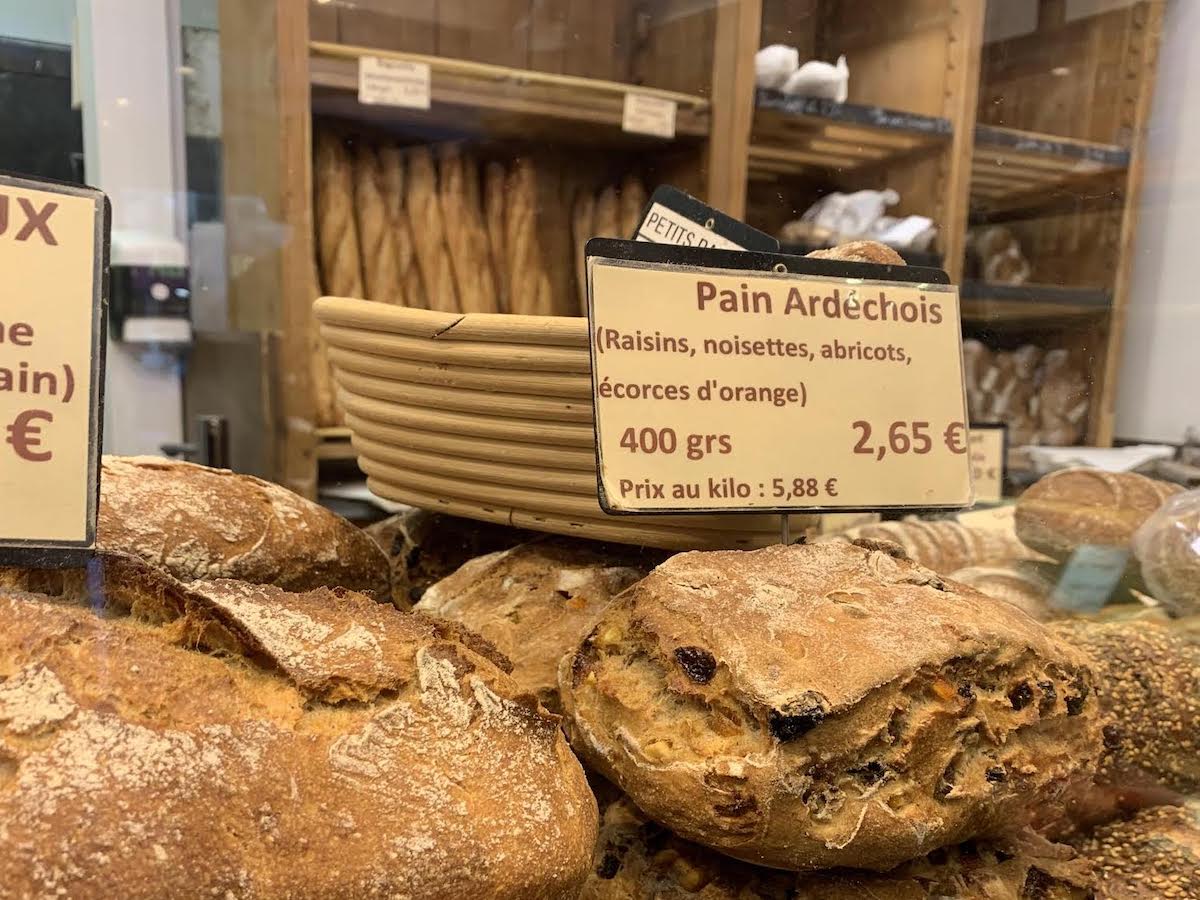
[{"x1": 1132, "y1": 486, "x2": 1200, "y2": 617}]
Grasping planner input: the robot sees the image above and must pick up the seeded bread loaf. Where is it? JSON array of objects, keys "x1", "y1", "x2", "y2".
[
  {"x1": 1071, "y1": 801, "x2": 1200, "y2": 899},
  {"x1": 1048, "y1": 619, "x2": 1200, "y2": 794},
  {"x1": 1015, "y1": 468, "x2": 1182, "y2": 564},
  {"x1": 0, "y1": 575, "x2": 597, "y2": 898},
  {"x1": 417, "y1": 541, "x2": 654, "y2": 711},
  {"x1": 560, "y1": 541, "x2": 1102, "y2": 871},
  {"x1": 1132, "y1": 488, "x2": 1200, "y2": 616},
  {"x1": 583, "y1": 795, "x2": 795, "y2": 900}
]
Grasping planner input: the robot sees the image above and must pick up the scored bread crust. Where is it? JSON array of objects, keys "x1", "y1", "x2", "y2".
[
  {"x1": 97, "y1": 456, "x2": 390, "y2": 599},
  {"x1": 560, "y1": 542, "x2": 1101, "y2": 872},
  {"x1": 1014, "y1": 467, "x2": 1182, "y2": 563},
  {"x1": 0, "y1": 577, "x2": 597, "y2": 899},
  {"x1": 417, "y1": 540, "x2": 653, "y2": 711}
]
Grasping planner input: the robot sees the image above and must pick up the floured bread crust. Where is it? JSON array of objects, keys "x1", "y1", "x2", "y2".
[
  {"x1": 417, "y1": 540, "x2": 655, "y2": 711},
  {"x1": 97, "y1": 455, "x2": 390, "y2": 598},
  {"x1": 0, "y1": 576, "x2": 596, "y2": 899},
  {"x1": 560, "y1": 542, "x2": 1101, "y2": 871}
]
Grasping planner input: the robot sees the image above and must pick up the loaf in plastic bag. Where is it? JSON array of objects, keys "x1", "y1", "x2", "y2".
[{"x1": 1132, "y1": 486, "x2": 1200, "y2": 616}]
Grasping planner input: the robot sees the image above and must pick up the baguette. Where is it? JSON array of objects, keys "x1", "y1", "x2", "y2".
[
  {"x1": 313, "y1": 130, "x2": 364, "y2": 298},
  {"x1": 571, "y1": 192, "x2": 595, "y2": 315},
  {"x1": 378, "y1": 144, "x2": 424, "y2": 308},
  {"x1": 560, "y1": 541, "x2": 1102, "y2": 871},
  {"x1": 506, "y1": 158, "x2": 552, "y2": 315},
  {"x1": 438, "y1": 147, "x2": 497, "y2": 313},
  {"x1": 0, "y1": 579, "x2": 597, "y2": 899},
  {"x1": 484, "y1": 161, "x2": 510, "y2": 312},
  {"x1": 406, "y1": 145, "x2": 459, "y2": 312},
  {"x1": 352, "y1": 142, "x2": 402, "y2": 303},
  {"x1": 308, "y1": 248, "x2": 339, "y2": 426},
  {"x1": 617, "y1": 175, "x2": 647, "y2": 240}
]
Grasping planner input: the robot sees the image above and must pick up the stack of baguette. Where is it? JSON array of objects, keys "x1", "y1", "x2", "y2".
[
  {"x1": 571, "y1": 175, "x2": 647, "y2": 313},
  {"x1": 963, "y1": 339, "x2": 1090, "y2": 446}
]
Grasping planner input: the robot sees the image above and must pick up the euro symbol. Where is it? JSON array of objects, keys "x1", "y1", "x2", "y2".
[
  {"x1": 943, "y1": 421, "x2": 967, "y2": 455},
  {"x1": 825, "y1": 477, "x2": 839, "y2": 497},
  {"x1": 6, "y1": 409, "x2": 53, "y2": 462}
]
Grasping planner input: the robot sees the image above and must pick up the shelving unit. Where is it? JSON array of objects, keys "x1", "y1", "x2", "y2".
[
  {"x1": 309, "y1": 42, "x2": 712, "y2": 145},
  {"x1": 970, "y1": 125, "x2": 1129, "y2": 219},
  {"x1": 216, "y1": 0, "x2": 1165, "y2": 495},
  {"x1": 748, "y1": 90, "x2": 951, "y2": 179}
]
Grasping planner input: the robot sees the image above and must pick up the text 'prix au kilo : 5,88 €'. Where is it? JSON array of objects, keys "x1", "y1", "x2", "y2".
[{"x1": 589, "y1": 261, "x2": 972, "y2": 511}]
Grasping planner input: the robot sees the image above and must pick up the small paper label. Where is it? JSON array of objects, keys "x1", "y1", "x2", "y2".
[
  {"x1": 358, "y1": 56, "x2": 431, "y2": 109},
  {"x1": 637, "y1": 202, "x2": 744, "y2": 250},
  {"x1": 968, "y1": 425, "x2": 1006, "y2": 504},
  {"x1": 622, "y1": 92, "x2": 677, "y2": 139},
  {"x1": 587, "y1": 256, "x2": 972, "y2": 512},
  {"x1": 1050, "y1": 544, "x2": 1130, "y2": 612}
]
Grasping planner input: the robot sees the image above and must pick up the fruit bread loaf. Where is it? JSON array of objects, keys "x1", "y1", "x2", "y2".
[
  {"x1": 1048, "y1": 619, "x2": 1199, "y2": 794},
  {"x1": 1, "y1": 456, "x2": 391, "y2": 601},
  {"x1": 583, "y1": 794, "x2": 795, "y2": 900},
  {"x1": 559, "y1": 541, "x2": 1102, "y2": 871},
  {"x1": 417, "y1": 540, "x2": 654, "y2": 711},
  {"x1": 1014, "y1": 468, "x2": 1181, "y2": 564},
  {"x1": 0, "y1": 575, "x2": 597, "y2": 898}
]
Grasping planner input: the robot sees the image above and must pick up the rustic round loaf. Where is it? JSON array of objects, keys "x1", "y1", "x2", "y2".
[
  {"x1": 949, "y1": 562, "x2": 1058, "y2": 621},
  {"x1": 99, "y1": 455, "x2": 390, "y2": 598},
  {"x1": 417, "y1": 540, "x2": 653, "y2": 711},
  {"x1": 805, "y1": 240, "x2": 905, "y2": 265},
  {"x1": 1014, "y1": 468, "x2": 1182, "y2": 563},
  {"x1": 1048, "y1": 619, "x2": 1200, "y2": 794},
  {"x1": 583, "y1": 794, "x2": 794, "y2": 900},
  {"x1": 560, "y1": 542, "x2": 1102, "y2": 871},
  {"x1": 0, "y1": 579, "x2": 596, "y2": 898},
  {"x1": 1132, "y1": 488, "x2": 1200, "y2": 616}
]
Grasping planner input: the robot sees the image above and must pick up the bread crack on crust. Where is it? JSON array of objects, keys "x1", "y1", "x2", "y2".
[{"x1": 560, "y1": 543, "x2": 1101, "y2": 871}]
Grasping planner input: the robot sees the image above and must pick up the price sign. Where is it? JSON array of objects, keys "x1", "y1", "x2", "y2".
[
  {"x1": 621, "y1": 92, "x2": 677, "y2": 139},
  {"x1": 586, "y1": 241, "x2": 973, "y2": 513},
  {"x1": 358, "y1": 56, "x2": 431, "y2": 109},
  {"x1": 0, "y1": 173, "x2": 109, "y2": 565},
  {"x1": 968, "y1": 424, "x2": 1007, "y2": 504}
]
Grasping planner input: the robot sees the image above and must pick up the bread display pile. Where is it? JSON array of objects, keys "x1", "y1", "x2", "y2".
[
  {"x1": 834, "y1": 514, "x2": 1046, "y2": 574},
  {"x1": 4, "y1": 454, "x2": 1198, "y2": 895},
  {"x1": 963, "y1": 339, "x2": 1089, "y2": 446}
]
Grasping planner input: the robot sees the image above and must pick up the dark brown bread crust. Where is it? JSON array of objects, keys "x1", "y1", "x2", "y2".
[
  {"x1": 98, "y1": 455, "x2": 391, "y2": 598},
  {"x1": 417, "y1": 540, "x2": 656, "y2": 711},
  {"x1": 1015, "y1": 468, "x2": 1181, "y2": 564},
  {"x1": 0, "y1": 576, "x2": 596, "y2": 898},
  {"x1": 560, "y1": 542, "x2": 1102, "y2": 871}
]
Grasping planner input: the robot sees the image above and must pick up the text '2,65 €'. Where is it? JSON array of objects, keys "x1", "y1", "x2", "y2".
[{"x1": 587, "y1": 257, "x2": 973, "y2": 513}]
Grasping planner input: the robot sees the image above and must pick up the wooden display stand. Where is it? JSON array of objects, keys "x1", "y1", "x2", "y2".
[{"x1": 219, "y1": 0, "x2": 1163, "y2": 498}]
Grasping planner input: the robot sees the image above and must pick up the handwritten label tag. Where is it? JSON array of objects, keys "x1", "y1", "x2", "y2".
[
  {"x1": 1050, "y1": 544, "x2": 1130, "y2": 612},
  {"x1": 586, "y1": 248, "x2": 971, "y2": 513},
  {"x1": 968, "y1": 424, "x2": 1006, "y2": 504},
  {"x1": 622, "y1": 92, "x2": 677, "y2": 139},
  {"x1": 358, "y1": 56, "x2": 431, "y2": 109},
  {"x1": 0, "y1": 174, "x2": 108, "y2": 565}
]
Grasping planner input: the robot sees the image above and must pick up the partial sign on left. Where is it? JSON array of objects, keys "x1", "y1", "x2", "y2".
[{"x1": 0, "y1": 173, "x2": 109, "y2": 566}]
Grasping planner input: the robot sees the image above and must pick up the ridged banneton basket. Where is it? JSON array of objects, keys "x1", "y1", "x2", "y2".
[{"x1": 314, "y1": 297, "x2": 815, "y2": 550}]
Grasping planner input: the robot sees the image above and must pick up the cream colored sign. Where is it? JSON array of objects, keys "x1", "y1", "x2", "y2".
[
  {"x1": 588, "y1": 258, "x2": 973, "y2": 511},
  {"x1": 0, "y1": 180, "x2": 101, "y2": 546},
  {"x1": 968, "y1": 426, "x2": 1006, "y2": 504},
  {"x1": 622, "y1": 92, "x2": 677, "y2": 139},
  {"x1": 358, "y1": 56, "x2": 432, "y2": 109}
]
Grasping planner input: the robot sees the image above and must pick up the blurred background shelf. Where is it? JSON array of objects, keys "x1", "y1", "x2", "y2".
[
  {"x1": 959, "y1": 280, "x2": 1111, "y2": 325},
  {"x1": 748, "y1": 89, "x2": 951, "y2": 179},
  {"x1": 314, "y1": 426, "x2": 357, "y2": 461},
  {"x1": 970, "y1": 124, "x2": 1129, "y2": 219},
  {"x1": 309, "y1": 42, "x2": 711, "y2": 145}
]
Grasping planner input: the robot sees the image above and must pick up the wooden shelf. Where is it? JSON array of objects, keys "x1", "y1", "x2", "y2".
[
  {"x1": 315, "y1": 426, "x2": 356, "y2": 461},
  {"x1": 309, "y1": 42, "x2": 710, "y2": 144},
  {"x1": 960, "y1": 280, "x2": 1111, "y2": 325},
  {"x1": 748, "y1": 89, "x2": 951, "y2": 179},
  {"x1": 970, "y1": 125, "x2": 1129, "y2": 219}
]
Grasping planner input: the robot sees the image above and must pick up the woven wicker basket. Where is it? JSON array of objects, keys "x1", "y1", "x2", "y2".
[{"x1": 314, "y1": 297, "x2": 813, "y2": 549}]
